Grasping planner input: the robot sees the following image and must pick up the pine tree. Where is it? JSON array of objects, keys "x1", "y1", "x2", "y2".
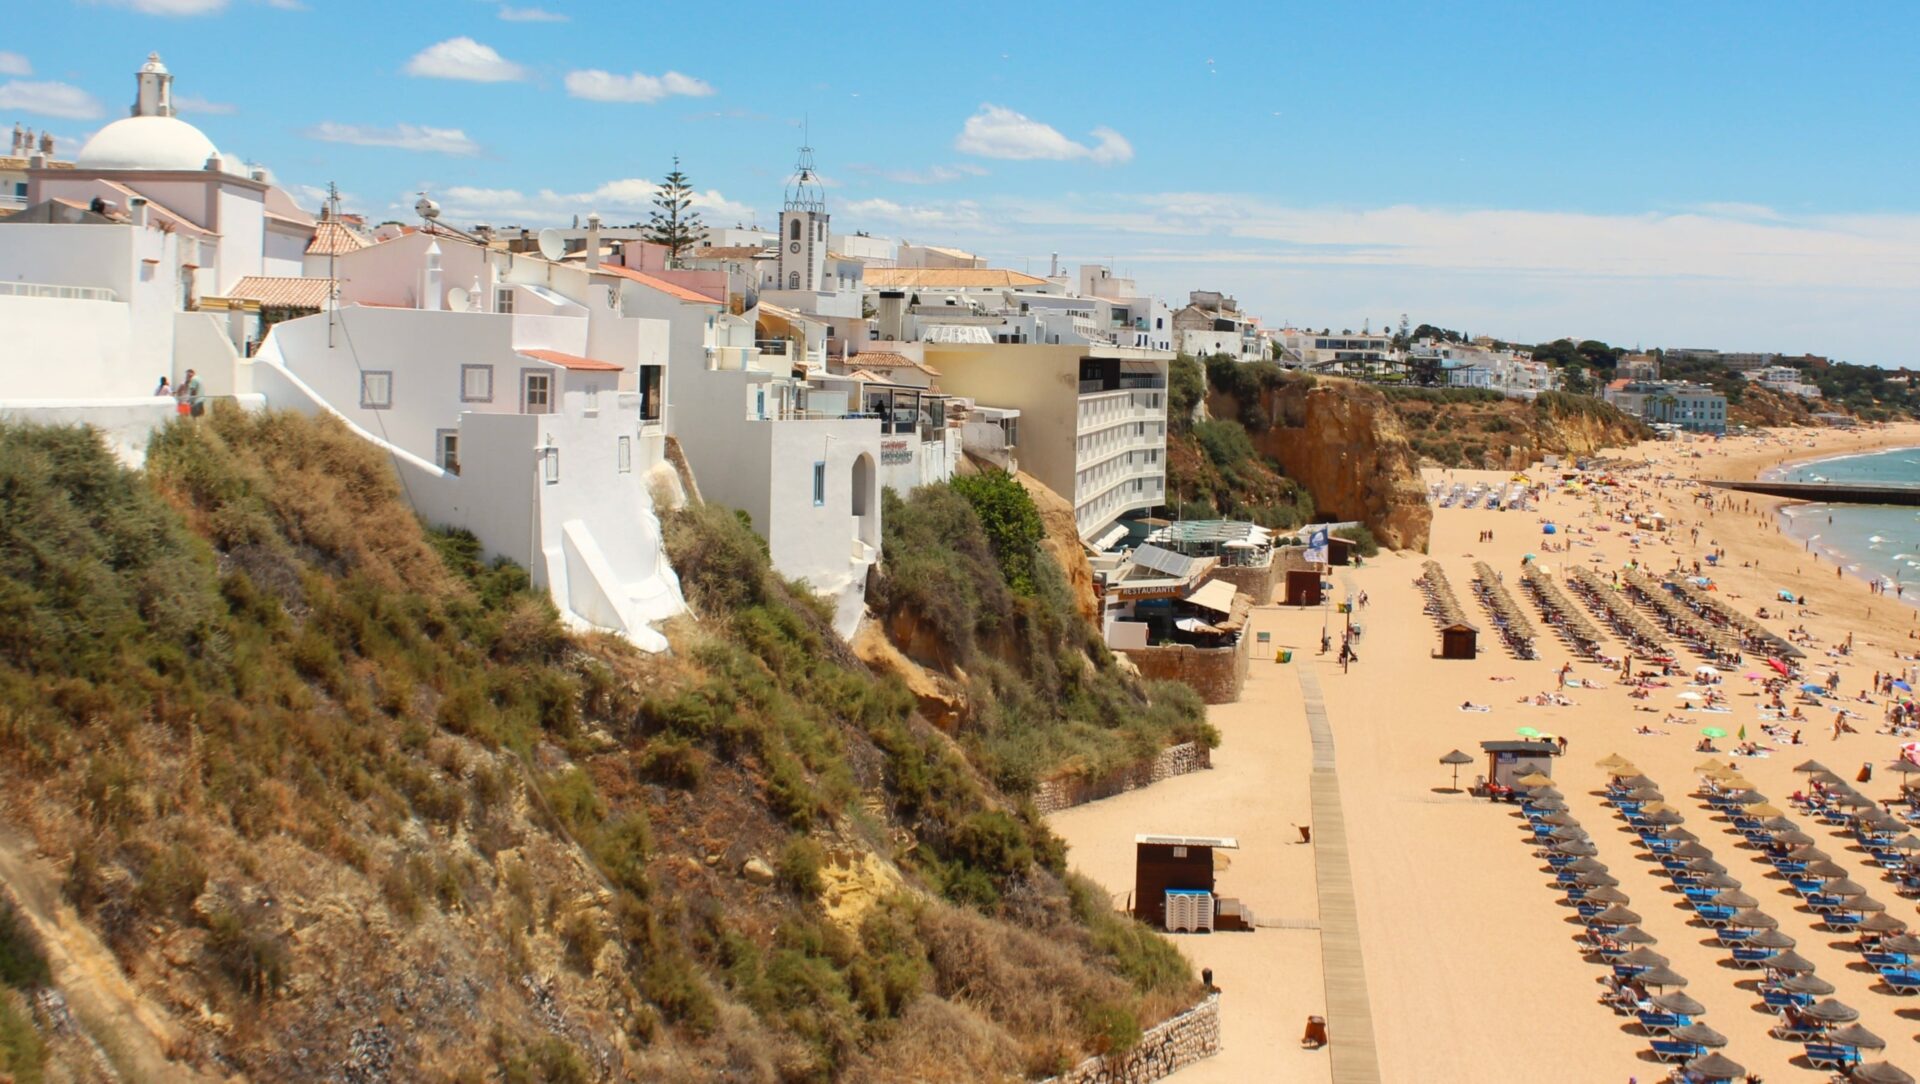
[{"x1": 645, "y1": 157, "x2": 704, "y2": 265}]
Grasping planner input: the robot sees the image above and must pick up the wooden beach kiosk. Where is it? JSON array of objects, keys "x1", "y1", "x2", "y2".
[
  {"x1": 1439, "y1": 620, "x2": 1480, "y2": 660},
  {"x1": 1480, "y1": 739, "x2": 1558, "y2": 790},
  {"x1": 1131, "y1": 834, "x2": 1249, "y2": 932},
  {"x1": 1325, "y1": 535, "x2": 1355, "y2": 566}
]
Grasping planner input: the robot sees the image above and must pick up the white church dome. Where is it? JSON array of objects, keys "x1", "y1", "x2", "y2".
[{"x1": 76, "y1": 114, "x2": 219, "y2": 172}]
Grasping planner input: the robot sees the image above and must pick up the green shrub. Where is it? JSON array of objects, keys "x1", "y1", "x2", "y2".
[
  {"x1": 0, "y1": 903, "x2": 48, "y2": 990},
  {"x1": 0, "y1": 988, "x2": 45, "y2": 1084},
  {"x1": 777, "y1": 837, "x2": 825, "y2": 897},
  {"x1": 949, "y1": 472, "x2": 1045, "y2": 597},
  {"x1": 1333, "y1": 525, "x2": 1380, "y2": 557},
  {"x1": 206, "y1": 904, "x2": 289, "y2": 999},
  {"x1": 1192, "y1": 420, "x2": 1256, "y2": 469}
]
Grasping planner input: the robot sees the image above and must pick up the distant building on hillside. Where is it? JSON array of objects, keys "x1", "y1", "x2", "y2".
[{"x1": 1604, "y1": 380, "x2": 1726, "y2": 434}]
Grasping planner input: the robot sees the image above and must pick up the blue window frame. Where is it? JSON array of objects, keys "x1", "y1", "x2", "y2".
[{"x1": 812, "y1": 461, "x2": 826, "y2": 506}]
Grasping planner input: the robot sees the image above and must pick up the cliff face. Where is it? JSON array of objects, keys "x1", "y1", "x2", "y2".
[
  {"x1": 1389, "y1": 392, "x2": 1650, "y2": 471},
  {"x1": 1227, "y1": 380, "x2": 1433, "y2": 552}
]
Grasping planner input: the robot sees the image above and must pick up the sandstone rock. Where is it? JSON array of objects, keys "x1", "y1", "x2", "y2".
[
  {"x1": 852, "y1": 619, "x2": 969, "y2": 730},
  {"x1": 1013, "y1": 470, "x2": 1098, "y2": 623},
  {"x1": 740, "y1": 857, "x2": 775, "y2": 885}
]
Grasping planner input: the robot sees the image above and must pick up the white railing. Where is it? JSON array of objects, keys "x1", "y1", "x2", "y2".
[{"x1": 0, "y1": 281, "x2": 119, "y2": 302}]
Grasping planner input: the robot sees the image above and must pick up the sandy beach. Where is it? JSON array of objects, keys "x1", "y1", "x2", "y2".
[{"x1": 1052, "y1": 422, "x2": 1920, "y2": 1083}]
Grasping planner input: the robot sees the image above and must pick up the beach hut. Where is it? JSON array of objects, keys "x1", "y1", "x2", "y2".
[
  {"x1": 1283, "y1": 569, "x2": 1323, "y2": 606},
  {"x1": 1325, "y1": 535, "x2": 1355, "y2": 566},
  {"x1": 1480, "y1": 739, "x2": 1558, "y2": 790},
  {"x1": 1439, "y1": 620, "x2": 1479, "y2": 660},
  {"x1": 1131, "y1": 834, "x2": 1241, "y2": 932}
]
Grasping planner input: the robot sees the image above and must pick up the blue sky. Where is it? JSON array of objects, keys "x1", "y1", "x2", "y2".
[{"x1": 5, "y1": 1, "x2": 1918, "y2": 363}]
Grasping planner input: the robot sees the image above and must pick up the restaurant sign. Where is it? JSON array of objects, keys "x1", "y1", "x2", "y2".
[{"x1": 880, "y1": 439, "x2": 912, "y2": 466}]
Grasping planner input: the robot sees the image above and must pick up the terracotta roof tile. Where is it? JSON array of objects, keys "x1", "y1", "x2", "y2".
[
  {"x1": 306, "y1": 220, "x2": 368, "y2": 256},
  {"x1": 593, "y1": 263, "x2": 724, "y2": 304},
  {"x1": 519, "y1": 348, "x2": 624, "y2": 373},
  {"x1": 225, "y1": 276, "x2": 332, "y2": 309},
  {"x1": 686, "y1": 245, "x2": 772, "y2": 260}
]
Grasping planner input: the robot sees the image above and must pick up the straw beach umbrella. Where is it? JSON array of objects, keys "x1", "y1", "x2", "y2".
[
  {"x1": 1779, "y1": 972, "x2": 1834, "y2": 995},
  {"x1": 1710, "y1": 889, "x2": 1758, "y2": 908},
  {"x1": 1687, "y1": 857, "x2": 1728, "y2": 875},
  {"x1": 1636, "y1": 964, "x2": 1686, "y2": 988},
  {"x1": 1597, "y1": 752, "x2": 1633, "y2": 769},
  {"x1": 1515, "y1": 770, "x2": 1553, "y2": 786},
  {"x1": 1763, "y1": 949, "x2": 1815, "y2": 973},
  {"x1": 1802, "y1": 998, "x2": 1860, "y2": 1024},
  {"x1": 1859, "y1": 913, "x2": 1906, "y2": 934},
  {"x1": 1674, "y1": 841, "x2": 1715, "y2": 859},
  {"x1": 1575, "y1": 870, "x2": 1621, "y2": 887},
  {"x1": 1822, "y1": 878, "x2": 1868, "y2": 898},
  {"x1": 1555, "y1": 840, "x2": 1598, "y2": 856},
  {"x1": 1567, "y1": 856, "x2": 1608, "y2": 873},
  {"x1": 1683, "y1": 1052, "x2": 1745, "y2": 1082},
  {"x1": 1850, "y1": 1064, "x2": 1915, "y2": 1084},
  {"x1": 1439, "y1": 749, "x2": 1473, "y2": 791},
  {"x1": 1583, "y1": 886, "x2": 1630, "y2": 905},
  {"x1": 1587, "y1": 904, "x2": 1642, "y2": 926},
  {"x1": 1829, "y1": 1023, "x2": 1886, "y2": 1050},
  {"x1": 1621, "y1": 946, "x2": 1668, "y2": 968},
  {"x1": 1793, "y1": 759, "x2": 1831, "y2": 774},
  {"x1": 1652, "y1": 991, "x2": 1705, "y2": 1016},
  {"x1": 1669, "y1": 1022, "x2": 1727, "y2": 1048},
  {"x1": 1747, "y1": 928, "x2": 1795, "y2": 949},
  {"x1": 1876, "y1": 934, "x2": 1920, "y2": 954},
  {"x1": 1772, "y1": 829, "x2": 1815, "y2": 846},
  {"x1": 1730, "y1": 908, "x2": 1778, "y2": 929},
  {"x1": 1613, "y1": 926, "x2": 1658, "y2": 945}
]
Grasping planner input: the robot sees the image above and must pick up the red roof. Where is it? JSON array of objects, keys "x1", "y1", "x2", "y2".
[
  {"x1": 594, "y1": 263, "x2": 723, "y2": 305},
  {"x1": 519, "y1": 348, "x2": 624, "y2": 373}
]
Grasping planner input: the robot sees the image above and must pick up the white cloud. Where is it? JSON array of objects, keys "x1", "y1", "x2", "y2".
[
  {"x1": 0, "y1": 52, "x2": 30, "y2": 77},
  {"x1": 425, "y1": 178, "x2": 753, "y2": 226},
  {"x1": 842, "y1": 197, "x2": 988, "y2": 231},
  {"x1": 499, "y1": 4, "x2": 567, "y2": 20},
  {"x1": 304, "y1": 122, "x2": 482, "y2": 156},
  {"x1": 953, "y1": 104, "x2": 1133, "y2": 165},
  {"x1": 857, "y1": 162, "x2": 988, "y2": 185},
  {"x1": 564, "y1": 69, "x2": 714, "y2": 103},
  {"x1": 174, "y1": 94, "x2": 236, "y2": 115},
  {"x1": 404, "y1": 37, "x2": 527, "y2": 82},
  {"x1": 0, "y1": 81, "x2": 105, "y2": 120}
]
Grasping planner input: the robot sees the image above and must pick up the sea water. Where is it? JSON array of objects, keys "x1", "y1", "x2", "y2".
[{"x1": 1772, "y1": 447, "x2": 1920, "y2": 595}]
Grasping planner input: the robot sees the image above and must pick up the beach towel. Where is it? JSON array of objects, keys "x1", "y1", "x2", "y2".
[{"x1": 1459, "y1": 704, "x2": 1491, "y2": 713}]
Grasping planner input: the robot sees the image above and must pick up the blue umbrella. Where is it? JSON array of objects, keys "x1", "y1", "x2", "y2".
[
  {"x1": 1895, "y1": 680, "x2": 1913, "y2": 693},
  {"x1": 1801, "y1": 683, "x2": 1827, "y2": 695}
]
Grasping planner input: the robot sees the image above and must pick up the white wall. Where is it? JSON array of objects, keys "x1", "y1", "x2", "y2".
[
  {"x1": 0, "y1": 294, "x2": 140, "y2": 396},
  {"x1": 0, "y1": 397, "x2": 181, "y2": 467}
]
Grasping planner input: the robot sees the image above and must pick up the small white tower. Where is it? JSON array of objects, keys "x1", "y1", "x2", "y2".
[
  {"x1": 776, "y1": 144, "x2": 829, "y2": 294},
  {"x1": 420, "y1": 240, "x2": 443, "y2": 311},
  {"x1": 133, "y1": 52, "x2": 175, "y2": 118}
]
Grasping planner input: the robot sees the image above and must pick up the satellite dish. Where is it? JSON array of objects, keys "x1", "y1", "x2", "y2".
[
  {"x1": 536, "y1": 228, "x2": 565, "y2": 261},
  {"x1": 446, "y1": 286, "x2": 470, "y2": 312},
  {"x1": 414, "y1": 195, "x2": 441, "y2": 221}
]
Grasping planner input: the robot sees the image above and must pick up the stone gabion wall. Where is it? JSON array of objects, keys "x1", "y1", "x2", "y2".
[
  {"x1": 1041, "y1": 994, "x2": 1222, "y2": 1084},
  {"x1": 1031, "y1": 741, "x2": 1213, "y2": 816},
  {"x1": 1205, "y1": 561, "x2": 1280, "y2": 606}
]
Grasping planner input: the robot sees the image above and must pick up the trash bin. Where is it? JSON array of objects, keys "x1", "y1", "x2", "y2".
[
  {"x1": 1301, "y1": 1015, "x2": 1328, "y2": 1048},
  {"x1": 1278, "y1": 650, "x2": 1293, "y2": 664},
  {"x1": 1297, "y1": 825, "x2": 1312, "y2": 844}
]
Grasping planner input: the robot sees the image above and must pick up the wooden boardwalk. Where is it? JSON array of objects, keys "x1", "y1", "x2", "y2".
[{"x1": 1297, "y1": 661, "x2": 1382, "y2": 1084}]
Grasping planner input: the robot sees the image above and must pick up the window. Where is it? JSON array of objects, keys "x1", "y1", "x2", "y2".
[
  {"x1": 812, "y1": 461, "x2": 826, "y2": 506},
  {"x1": 617, "y1": 435, "x2": 632, "y2": 473},
  {"x1": 436, "y1": 429, "x2": 460, "y2": 475},
  {"x1": 522, "y1": 370, "x2": 551, "y2": 414},
  {"x1": 542, "y1": 446, "x2": 560, "y2": 485},
  {"x1": 360, "y1": 370, "x2": 393, "y2": 409},
  {"x1": 584, "y1": 383, "x2": 601, "y2": 414},
  {"x1": 460, "y1": 364, "x2": 493, "y2": 403},
  {"x1": 789, "y1": 219, "x2": 801, "y2": 241},
  {"x1": 495, "y1": 287, "x2": 514, "y2": 314},
  {"x1": 639, "y1": 365, "x2": 663, "y2": 422},
  {"x1": 788, "y1": 271, "x2": 800, "y2": 289}
]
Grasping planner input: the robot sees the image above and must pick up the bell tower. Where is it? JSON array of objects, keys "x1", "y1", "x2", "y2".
[
  {"x1": 134, "y1": 52, "x2": 175, "y2": 118},
  {"x1": 776, "y1": 143, "x2": 828, "y2": 294}
]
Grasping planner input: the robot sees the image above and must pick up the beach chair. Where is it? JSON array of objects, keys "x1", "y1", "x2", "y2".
[
  {"x1": 1805, "y1": 894, "x2": 1847, "y2": 911},
  {"x1": 1762, "y1": 989, "x2": 1812, "y2": 1011},
  {"x1": 1771, "y1": 858, "x2": 1808, "y2": 875},
  {"x1": 1660, "y1": 855, "x2": 1691, "y2": 873},
  {"x1": 1681, "y1": 885, "x2": 1717, "y2": 904},
  {"x1": 1731, "y1": 945, "x2": 1776, "y2": 967},
  {"x1": 1771, "y1": 1017, "x2": 1823, "y2": 1040},
  {"x1": 1715, "y1": 927, "x2": 1752, "y2": 945},
  {"x1": 1865, "y1": 951, "x2": 1911, "y2": 969},
  {"x1": 1804, "y1": 1043, "x2": 1862, "y2": 1070},
  {"x1": 1650, "y1": 1039, "x2": 1705, "y2": 1063},
  {"x1": 1636, "y1": 1010, "x2": 1689, "y2": 1035},
  {"x1": 1882, "y1": 972, "x2": 1920, "y2": 995},
  {"x1": 1825, "y1": 912, "x2": 1864, "y2": 931},
  {"x1": 1692, "y1": 903, "x2": 1735, "y2": 926}
]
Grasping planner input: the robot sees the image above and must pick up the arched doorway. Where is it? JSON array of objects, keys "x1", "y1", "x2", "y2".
[{"x1": 850, "y1": 453, "x2": 878, "y2": 548}]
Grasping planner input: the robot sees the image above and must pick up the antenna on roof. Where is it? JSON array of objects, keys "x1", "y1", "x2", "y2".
[{"x1": 326, "y1": 180, "x2": 340, "y2": 349}]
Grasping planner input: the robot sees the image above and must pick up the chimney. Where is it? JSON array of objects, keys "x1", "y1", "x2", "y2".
[
  {"x1": 1049, "y1": 252, "x2": 1058, "y2": 278},
  {"x1": 876, "y1": 290, "x2": 907, "y2": 342},
  {"x1": 128, "y1": 196, "x2": 149, "y2": 227},
  {"x1": 420, "y1": 240, "x2": 443, "y2": 311},
  {"x1": 585, "y1": 212, "x2": 602, "y2": 271}
]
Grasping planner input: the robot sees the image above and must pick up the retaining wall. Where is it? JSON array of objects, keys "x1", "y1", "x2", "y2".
[
  {"x1": 1118, "y1": 635, "x2": 1250, "y2": 704},
  {"x1": 1206, "y1": 560, "x2": 1279, "y2": 606},
  {"x1": 1041, "y1": 994, "x2": 1222, "y2": 1084},
  {"x1": 1031, "y1": 741, "x2": 1212, "y2": 816}
]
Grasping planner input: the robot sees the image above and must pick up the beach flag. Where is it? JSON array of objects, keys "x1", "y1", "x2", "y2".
[
  {"x1": 1738, "y1": 724, "x2": 1746, "y2": 740},
  {"x1": 1306, "y1": 526, "x2": 1329, "y2": 565}
]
